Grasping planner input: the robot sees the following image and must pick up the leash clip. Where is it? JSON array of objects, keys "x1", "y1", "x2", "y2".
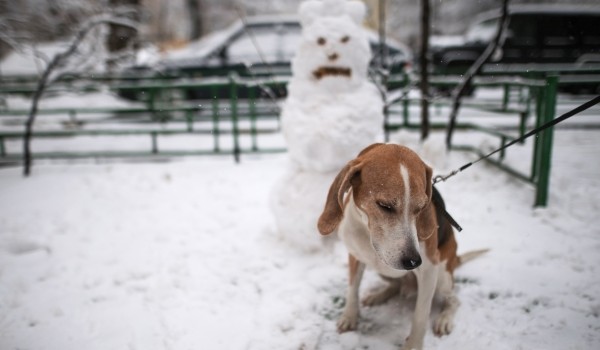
[{"x1": 433, "y1": 170, "x2": 458, "y2": 185}]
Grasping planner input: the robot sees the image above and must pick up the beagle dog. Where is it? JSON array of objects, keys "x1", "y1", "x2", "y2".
[{"x1": 318, "y1": 143, "x2": 481, "y2": 350}]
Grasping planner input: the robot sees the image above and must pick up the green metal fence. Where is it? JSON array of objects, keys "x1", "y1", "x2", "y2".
[
  {"x1": 385, "y1": 74, "x2": 560, "y2": 206},
  {"x1": 0, "y1": 74, "x2": 284, "y2": 162},
  {"x1": 0, "y1": 70, "x2": 582, "y2": 206},
  {"x1": 455, "y1": 76, "x2": 557, "y2": 207}
]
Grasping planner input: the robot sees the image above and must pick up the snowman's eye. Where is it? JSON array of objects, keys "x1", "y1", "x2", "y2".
[
  {"x1": 317, "y1": 37, "x2": 326, "y2": 45},
  {"x1": 340, "y1": 35, "x2": 350, "y2": 43}
]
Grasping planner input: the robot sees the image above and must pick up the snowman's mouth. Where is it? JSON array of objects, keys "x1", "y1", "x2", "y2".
[{"x1": 312, "y1": 66, "x2": 352, "y2": 80}]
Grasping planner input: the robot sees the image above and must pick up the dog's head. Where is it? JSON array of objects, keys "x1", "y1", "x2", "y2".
[{"x1": 318, "y1": 143, "x2": 436, "y2": 270}]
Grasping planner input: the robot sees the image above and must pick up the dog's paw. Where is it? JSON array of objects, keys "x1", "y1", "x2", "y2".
[
  {"x1": 401, "y1": 336, "x2": 423, "y2": 350},
  {"x1": 401, "y1": 346, "x2": 420, "y2": 350},
  {"x1": 433, "y1": 312, "x2": 455, "y2": 336},
  {"x1": 336, "y1": 312, "x2": 358, "y2": 333},
  {"x1": 401, "y1": 346, "x2": 421, "y2": 350}
]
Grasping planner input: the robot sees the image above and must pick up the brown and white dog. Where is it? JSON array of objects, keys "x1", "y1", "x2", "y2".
[{"x1": 318, "y1": 143, "x2": 483, "y2": 350}]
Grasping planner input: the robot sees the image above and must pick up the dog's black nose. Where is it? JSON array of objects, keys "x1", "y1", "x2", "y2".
[{"x1": 401, "y1": 256, "x2": 422, "y2": 270}]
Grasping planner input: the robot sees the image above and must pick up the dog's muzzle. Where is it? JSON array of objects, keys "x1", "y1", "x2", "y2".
[{"x1": 381, "y1": 248, "x2": 422, "y2": 271}]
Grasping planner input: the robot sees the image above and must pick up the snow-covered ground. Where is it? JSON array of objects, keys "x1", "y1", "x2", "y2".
[{"x1": 1, "y1": 110, "x2": 599, "y2": 349}]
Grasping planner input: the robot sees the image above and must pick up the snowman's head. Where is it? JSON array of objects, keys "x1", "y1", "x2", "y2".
[{"x1": 292, "y1": 0, "x2": 371, "y2": 90}]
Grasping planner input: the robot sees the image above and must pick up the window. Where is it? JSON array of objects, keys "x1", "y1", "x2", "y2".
[
  {"x1": 505, "y1": 15, "x2": 537, "y2": 47},
  {"x1": 227, "y1": 23, "x2": 301, "y2": 65},
  {"x1": 465, "y1": 18, "x2": 499, "y2": 43}
]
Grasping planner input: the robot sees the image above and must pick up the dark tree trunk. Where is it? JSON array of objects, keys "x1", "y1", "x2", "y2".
[
  {"x1": 106, "y1": 0, "x2": 139, "y2": 69},
  {"x1": 445, "y1": 0, "x2": 511, "y2": 149},
  {"x1": 24, "y1": 15, "x2": 137, "y2": 176},
  {"x1": 419, "y1": 0, "x2": 430, "y2": 141},
  {"x1": 188, "y1": 0, "x2": 203, "y2": 40}
]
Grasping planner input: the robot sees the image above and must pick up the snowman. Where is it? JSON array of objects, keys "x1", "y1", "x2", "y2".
[{"x1": 271, "y1": 0, "x2": 384, "y2": 251}]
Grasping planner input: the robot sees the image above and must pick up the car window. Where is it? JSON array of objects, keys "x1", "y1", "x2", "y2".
[
  {"x1": 505, "y1": 15, "x2": 537, "y2": 46},
  {"x1": 465, "y1": 18, "x2": 499, "y2": 43},
  {"x1": 227, "y1": 23, "x2": 301, "y2": 65},
  {"x1": 579, "y1": 16, "x2": 600, "y2": 46},
  {"x1": 538, "y1": 16, "x2": 579, "y2": 46}
]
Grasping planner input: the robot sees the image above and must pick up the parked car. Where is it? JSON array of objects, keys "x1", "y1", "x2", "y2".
[
  {"x1": 117, "y1": 15, "x2": 412, "y2": 101},
  {"x1": 430, "y1": 5, "x2": 600, "y2": 93}
]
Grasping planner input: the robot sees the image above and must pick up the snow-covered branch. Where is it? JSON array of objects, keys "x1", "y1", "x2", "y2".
[
  {"x1": 48, "y1": 13, "x2": 138, "y2": 82},
  {"x1": 0, "y1": 15, "x2": 30, "y2": 52},
  {"x1": 23, "y1": 12, "x2": 140, "y2": 176}
]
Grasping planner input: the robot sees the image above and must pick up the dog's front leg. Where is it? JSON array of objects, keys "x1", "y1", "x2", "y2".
[
  {"x1": 337, "y1": 254, "x2": 365, "y2": 333},
  {"x1": 402, "y1": 264, "x2": 438, "y2": 350}
]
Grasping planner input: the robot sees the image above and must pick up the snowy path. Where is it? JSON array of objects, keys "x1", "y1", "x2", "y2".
[{"x1": 0, "y1": 129, "x2": 599, "y2": 350}]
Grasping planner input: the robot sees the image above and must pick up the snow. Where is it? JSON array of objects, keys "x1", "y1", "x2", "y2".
[
  {"x1": 2, "y1": 37, "x2": 600, "y2": 345},
  {"x1": 5, "y1": 91, "x2": 142, "y2": 111},
  {"x1": 1, "y1": 118, "x2": 599, "y2": 349},
  {"x1": 164, "y1": 21, "x2": 241, "y2": 62},
  {"x1": 429, "y1": 35, "x2": 465, "y2": 49},
  {"x1": 0, "y1": 42, "x2": 71, "y2": 76},
  {"x1": 1, "y1": 6, "x2": 599, "y2": 345}
]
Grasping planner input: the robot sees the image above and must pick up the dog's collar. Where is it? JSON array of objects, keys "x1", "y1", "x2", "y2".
[{"x1": 432, "y1": 186, "x2": 462, "y2": 232}]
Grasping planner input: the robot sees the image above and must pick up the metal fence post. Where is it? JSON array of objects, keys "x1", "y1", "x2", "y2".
[
  {"x1": 402, "y1": 97, "x2": 409, "y2": 127},
  {"x1": 249, "y1": 86, "x2": 258, "y2": 151},
  {"x1": 534, "y1": 75, "x2": 558, "y2": 207},
  {"x1": 229, "y1": 74, "x2": 240, "y2": 163},
  {"x1": 530, "y1": 85, "x2": 544, "y2": 182},
  {"x1": 502, "y1": 84, "x2": 509, "y2": 111},
  {"x1": 0, "y1": 136, "x2": 5, "y2": 157},
  {"x1": 186, "y1": 109, "x2": 193, "y2": 132},
  {"x1": 151, "y1": 131, "x2": 158, "y2": 154},
  {"x1": 211, "y1": 85, "x2": 220, "y2": 153}
]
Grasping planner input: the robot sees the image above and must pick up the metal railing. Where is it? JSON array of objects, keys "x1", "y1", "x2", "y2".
[
  {"x1": 0, "y1": 74, "x2": 284, "y2": 162},
  {"x1": 1, "y1": 68, "x2": 593, "y2": 206},
  {"x1": 385, "y1": 74, "x2": 560, "y2": 206}
]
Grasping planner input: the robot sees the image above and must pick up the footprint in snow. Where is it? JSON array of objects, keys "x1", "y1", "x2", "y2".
[{"x1": 3, "y1": 240, "x2": 51, "y2": 256}]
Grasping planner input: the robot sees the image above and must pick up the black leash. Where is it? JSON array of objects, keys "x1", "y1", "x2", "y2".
[
  {"x1": 432, "y1": 94, "x2": 600, "y2": 232},
  {"x1": 433, "y1": 94, "x2": 600, "y2": 185}
]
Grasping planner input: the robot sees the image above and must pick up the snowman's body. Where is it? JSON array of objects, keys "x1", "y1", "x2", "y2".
[
  {"x1": 271, "y1": 0, "x2": 384, "y2": 250},
  {"x1": 283, "y1": 80, "x2": 383, "y2": 173},
  {"x1": 281, "y1": 8, "x2": 384, "y2": 172}
]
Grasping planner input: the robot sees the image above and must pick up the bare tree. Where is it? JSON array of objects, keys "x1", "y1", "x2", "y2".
[
  {"x1": 23, "y1": 14, "x2": 138, "y2": 177},
  {"x1": 419, "y1": 0, "x2": 430, "y2": 141},
  {"x1": 0, "y1": 14, "x2": 28, "y2": 58},
  {"x1": 445, "y1": 0, "x2": 511, "y2": 149},
  {"x1": 188, "y1": 0, "x2": 203, "y2": 40}
]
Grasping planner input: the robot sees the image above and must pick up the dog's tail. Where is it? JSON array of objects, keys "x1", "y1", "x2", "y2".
[{"x1": 457, "y1": 249, "x2": 489, "y2": 267}]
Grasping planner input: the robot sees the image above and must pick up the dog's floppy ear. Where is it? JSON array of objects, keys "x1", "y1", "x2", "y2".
[
  {"x1": 318, "y1": 159, "x2": 362, "y2": 235},
  {"x1": 417, "y1": 164, "x2": 435, "y2": 240},
  {"x1": 424, "y1": 163, "x2": 433, "y2": 202}
]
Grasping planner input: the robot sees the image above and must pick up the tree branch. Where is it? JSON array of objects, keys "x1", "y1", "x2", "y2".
[
  {"x1": 445, "y1": 0, "x2": 510, "y2": 149},
  {"x1": 419, "y1": 0, "x2": 431, "y2": 141},
  {"x1": 23, "y1": 14, "x2": 138, "y2": 176}
]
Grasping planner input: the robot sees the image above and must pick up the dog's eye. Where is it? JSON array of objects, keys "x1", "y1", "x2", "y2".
[
  {"x1": 340, "y1": 35, "x2": 350, "y2": 43},
  {"x1": 317, "y1": 37, "x2": 326, "y2": 45},
  {"x1": 377, "y1": 201, "x2": 395, "y2": 213}
]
